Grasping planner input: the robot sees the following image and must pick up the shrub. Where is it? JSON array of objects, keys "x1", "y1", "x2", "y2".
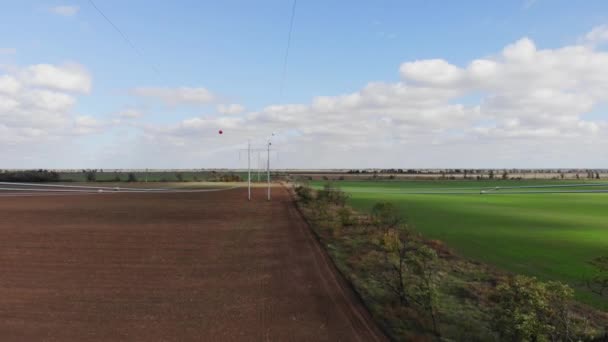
[
  {"x1": 217, "y1": 173, "x2": 242, "y2": 182},
  {"x1": 85, "y1": 170, "x2": 97, "y2": 182},
  {"x1": 295, "y1": 184, "x2": 313, "y2": 203},
  {"x1": 127, "y1": 173, "x2": 137, "y2": 182},
  {"x1": 368, "y1": 227, "x2": 441, "y2": 336},
  {"x1": 337, "y1": 207, "x2": 356, "y2": 227},
  {"x1": 317, "y1": 183, "x2": 349, "y2": 206},
  {"x1": 490, "y1": 275, "x2": 585, "y2": 341},
  {"x1": 310, "y1": 199, "x2": 329, "y2": 221},
  {"x1": 586, "y1": 256, "x2": 608, "y2": 296},
  {"x1": 0, "y1": 169, "x2": 61, "y2": 182},
  {"x1": 371, "y1": 202, "x2": 404, "y2": 231}
]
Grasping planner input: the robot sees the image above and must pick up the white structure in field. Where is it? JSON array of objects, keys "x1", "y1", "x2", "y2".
[{"x1": 242, "y1": 133, "x2": 275, "y2": 201}]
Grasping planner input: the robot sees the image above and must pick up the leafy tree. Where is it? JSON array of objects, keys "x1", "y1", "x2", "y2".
[
  {"x1": 309, "y1": 198, "x2": 329, "y2": 221},
  {"x1": 317, "y1": 183, "x2": 348, "y2": 206},
  {"x1": 491, "y1": 276, "x2": 552, "y2": 341},
  {"x1": 370, "y1": 202, "x2": 404, "y2": 231},
  {"x1": 586, "y1": 256, "x2": 608, "y2": 297},
  {"x1": 85, "y1": 170, "x2": 97, "y2": 182},
  {"x1": 375, "y1": 228, "x2": 441, "y2": 336},
  {"x1": 408, "y1": 244, "x2": 440, "y2": 336},
  {"x1": 127, "y1": 173, "x2": 137, "y2": 182},
  {"x1": 0, "y1": 170, "x2": 60, "y2": 182},
  {"x1": 376, "y1": 228, "x2": 414, "y2": 305},
  {"x1": 295, "y1": 184, "x2": 313, "y2": 204},
  {"x1": 544, "y1": 281, "x2": 578, "y2": 342},
  {"x1": 491, "y1": 275, "x2": 581, "y2": 342},
  {"x1": 337, "y1": 207, "x2": 356, "y2": 227}
]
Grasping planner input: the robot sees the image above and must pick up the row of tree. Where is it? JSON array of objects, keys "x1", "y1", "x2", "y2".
[
  {"x1": 346, "y1": 169, "x2": 606, "y2": 175},
  {"x1": 0, "y1": 169, "x2": 60, "y2": 182},
  {"x1": 79, "y1": 170, "x2": 242, "y2": 182}
]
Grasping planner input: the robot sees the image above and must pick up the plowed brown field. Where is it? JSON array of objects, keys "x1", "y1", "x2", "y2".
[{"x1": 0, "y1": 186, "x2": 386, "y2": 341}]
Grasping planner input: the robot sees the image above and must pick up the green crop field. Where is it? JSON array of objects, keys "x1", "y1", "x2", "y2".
[{"x1": 311, "y1": 179, "x2": 608, "y2": 309}]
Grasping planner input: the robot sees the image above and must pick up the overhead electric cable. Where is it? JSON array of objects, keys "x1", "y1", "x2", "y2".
[
  {"x1": 279, "y1": 0, "x2": 298, "y2": 99},
  {"x1": 87, "y1": 0, "x2": 160, "y2": 74}
]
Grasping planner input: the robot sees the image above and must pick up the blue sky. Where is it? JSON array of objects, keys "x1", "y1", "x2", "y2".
[{"x1": 1, "y1": 1, "x2": 608, "y2": 168}]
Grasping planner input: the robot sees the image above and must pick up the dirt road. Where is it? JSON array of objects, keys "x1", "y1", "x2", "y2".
[{"x1": 0, "y1": 186, "x2": 386, "y2": 341}]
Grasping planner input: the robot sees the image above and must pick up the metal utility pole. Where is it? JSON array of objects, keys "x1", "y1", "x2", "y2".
[
  {"x1": 267, "y1": 141, "x2": 271, "y2": 201},
  {"x1": 266, "y1": 132, "x2": 276, "y2": 201},
  {"x1": 240, "y1": 134, "x2": 274, "y2": 201},
  {"x1": 257, "y1": 152, "x2": 261, "y2": 182},
  {"x1": 248, "y1": 140, "x2": 251, "y2": 201}
]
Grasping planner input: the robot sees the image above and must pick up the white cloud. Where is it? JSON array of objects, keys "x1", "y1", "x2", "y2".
[
  {"x1": 217, "y1": 103, "x2": 245, "y2": 115},
  {"x1": 115, "y1": 108, "x2": 144, "y2": 119},
  {"x1": 20, "y1": 63, "x2": 92, "y2": 93},
  {"x1": 134, "y1": 25, "x2": 608, "y2": 168},
  {"x1": 132, "y1": 86, "x2": 215, "y2": 105},
  {"x1": 0, "y1": 48, "x2": 17, "y2": 55},
  {"x1": 4, "y1": 25, "x2": 608, "y2": 168},
  {"x1": 0, "y1": 75, "x2": 21, "y2": 94},
  {"x1": 400, "y1": 59, "x2": 464, "y2": 86},
  {"x1": 0, "y1": 62, "x2": 103, "y2": 148},
  {"x1": 73, "y1": 115, "x2": 105, "y2": 135},
  {"x1": 49, "y1": 5, "x2": 79, "y2": 17},
  {"x1": 584, "y1": 25, "x2": 608, "y2": 46}
]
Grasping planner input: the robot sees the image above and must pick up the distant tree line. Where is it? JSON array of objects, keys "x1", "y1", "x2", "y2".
[
  {"x1": 76, "y1": 170, "x2": 244, "y2": 183},
  {"x1": 346, "y1": 168, "x2": 604, "y2": 177},
  {"x1": 0, "y1": 169, "x2": 61, "y2": 182}
]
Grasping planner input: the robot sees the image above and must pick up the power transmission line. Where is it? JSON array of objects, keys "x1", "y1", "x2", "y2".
[
  {"x1": 87, "y1": 0, "x2": 160, "y2": 74},
  {"x1": 279, "y1": 0, "x2": 298, "y2": 99}
]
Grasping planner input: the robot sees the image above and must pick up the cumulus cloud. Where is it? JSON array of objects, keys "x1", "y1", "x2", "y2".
[
  {"x1": 400, "y1": 59, "x2": 465, "y2": 86},
  {"x1": 115, "y1": 108, "x2": 144, "y2": 119},
  {"x1": 0, "y1": 75, "x2": 21, "y2": 94},
  {"x1": 217, "y1": 104, "x2": 245, "y2": 115},
  {"x1": 136, "y1": 25, "x2": 608, "y2": 168},
  {"x1": 131, "y1": 86, "x2": 215, "y2": 105},
  {"x1": 49, "y1": 5, "x2": 79, "y2": 17},
  {"x1": 20, "y1": 63, "x2": 92, "y2": 93},
  {"x1": 0, "y1": 62, "x2": 102, "y2": 148},
  {"x1": 584, "y1": 25, "x2": 608, "y2": 46},
  {"x1": 4, "y1": 26, "x2": 608, "y2": 168},
  {"x1": 73, "y1": 115, "x2": 105, "y2": 135}
]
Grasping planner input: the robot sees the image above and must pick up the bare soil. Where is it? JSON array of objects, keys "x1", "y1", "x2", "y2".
[{"x1": 0, "y1": 187, "x2": 386, "y2": 341}]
